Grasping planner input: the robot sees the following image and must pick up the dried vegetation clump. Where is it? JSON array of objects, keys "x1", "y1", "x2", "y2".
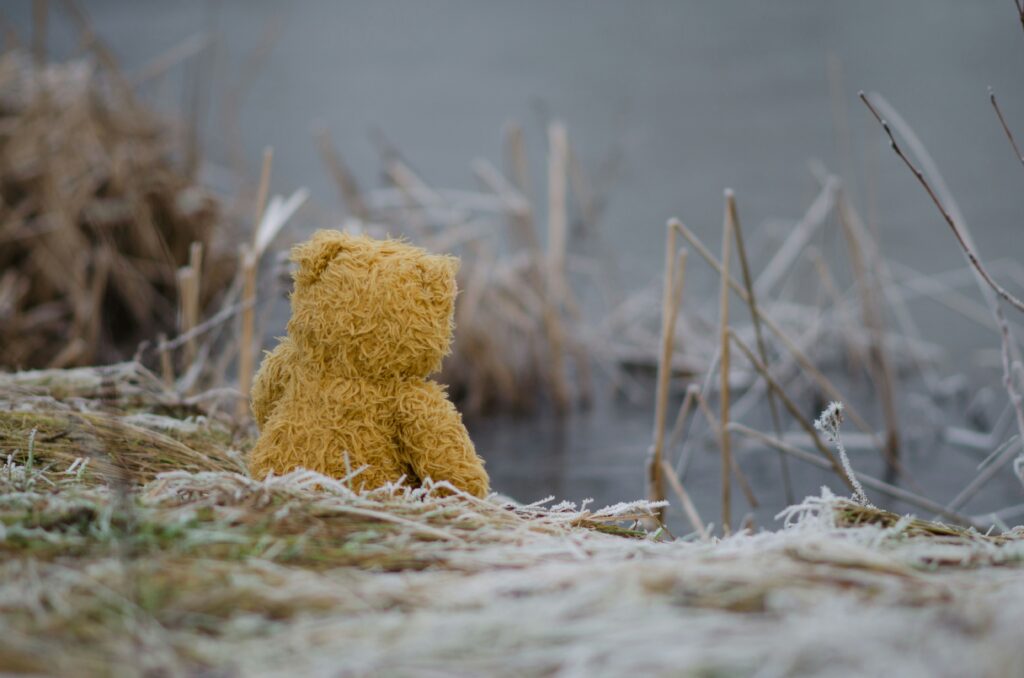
[
  {"x1": 0, "y1": 52, "x2": 235, "y2": 370},
  {"x1": 0, "y1": 362, "x2": 246, "y2": 483}
]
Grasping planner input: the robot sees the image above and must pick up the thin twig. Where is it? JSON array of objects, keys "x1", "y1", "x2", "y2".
[
  {"x1": 989, "y1": 88, "x2": 1024, "y2": 172},
  {"x1": 860, "y1": 91, "x2": 1024, "y2": 315}
]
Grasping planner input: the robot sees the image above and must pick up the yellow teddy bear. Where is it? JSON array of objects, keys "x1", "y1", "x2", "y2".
[{"x1": 248, "y1": 230, "x2": 489, "y2": 497}]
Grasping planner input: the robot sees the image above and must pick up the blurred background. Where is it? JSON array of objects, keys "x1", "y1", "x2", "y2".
[{"x1": 5, "y1": 1, "x2": 1024, "y2": 528}]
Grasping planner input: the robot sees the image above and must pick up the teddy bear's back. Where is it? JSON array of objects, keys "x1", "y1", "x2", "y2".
[{"x1": 249, "y1": 370, "x2": 414, "y2": 490}]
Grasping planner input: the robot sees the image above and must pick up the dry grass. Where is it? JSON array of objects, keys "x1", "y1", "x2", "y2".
[
  {"x1": 3, "y1": 6, "x2": 1024, "y2": 674},
  {"x1": 2, "y1": 456, "x2": 1023, "y2": 674},
  {"x1": 0, "y1": 51, "x2": 236, "y2": 371},
  {"x1": 0, "y1": 362, "x2": 246, "y2": 483},
  {"x1": 1, "y1": 365, "x2": 1023, "y2": 676}
]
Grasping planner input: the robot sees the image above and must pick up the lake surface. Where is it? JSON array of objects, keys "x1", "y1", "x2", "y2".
[{"x1": 16, "y1": 1, "x2": 1024, "y2": 527}]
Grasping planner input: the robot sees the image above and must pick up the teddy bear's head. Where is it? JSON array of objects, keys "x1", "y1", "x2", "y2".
[{"x1": 287, "y1": 230, "x2": 459, "y2": 379}]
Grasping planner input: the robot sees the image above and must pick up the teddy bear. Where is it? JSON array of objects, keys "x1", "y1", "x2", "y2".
[{"x1": 248, "y1": 229, "x2": 489, "y2": 497}]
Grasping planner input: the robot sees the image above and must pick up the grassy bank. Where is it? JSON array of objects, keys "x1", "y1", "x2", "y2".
[{"x1": 2, "y1": 365, "x2": 1024, "y2": 676}]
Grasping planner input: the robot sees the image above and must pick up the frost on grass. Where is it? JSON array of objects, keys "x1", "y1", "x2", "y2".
[
  {"x1": 2, "y1": 458, "x2": 1024, "y2": 677},
  {"x1": 814, "y1": 400, "x2": 873, "y2": 507},
  {"x1": 3, "y1": 369, "x2": 1024, "y2": 676}
]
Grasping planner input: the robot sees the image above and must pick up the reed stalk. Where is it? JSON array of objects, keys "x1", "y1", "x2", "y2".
[
  {"x1": 648, "y1": 220, "x2": 686, "y2": 518},
  {"x1": 235, "y1": 148, "x2": 273, "y2": 422},
  {"x1": 718, "y1": 198, "x2": 733, "y2": 535},
  {"x1": 727, "y1": 190, "x2": 793, "y2": 503}
]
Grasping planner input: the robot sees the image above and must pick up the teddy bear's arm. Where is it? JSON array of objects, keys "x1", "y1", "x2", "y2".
[
  {"x1": 397, "y1": 381, "x2": 489, "y2": 498},
  {"x1": 250, "y1": 338, "x2": 298, "y2": 429}
]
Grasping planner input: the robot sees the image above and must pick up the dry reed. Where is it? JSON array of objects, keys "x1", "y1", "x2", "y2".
[{"x1": 0, "y1": 50, "x2": 236, "y2": 372}]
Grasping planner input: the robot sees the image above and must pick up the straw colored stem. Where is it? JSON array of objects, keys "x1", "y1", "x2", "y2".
[
  {"x1": 547, "y1": 121, "x2": 569, "y2": 285},
  {"x1": 176, "y1": 266, "x2": 198, "y2": 368},
  {"x1": 185, "y1": 242, "x2": 203, "y2": 372},
  {"x1": 727, "y1": 190, "x2": 793, "y2": 503},
  {"x1": 544, "y1": 121, "x2": 572, "y2": 414},
  {"x1": 660, "y1": 459, "x2": 708, "y2": 540},
  {"x1": 253, "y1": 147, "x2": 274, "y2": 250},
  {"x1": 157, "y1": 333, "x2": 173, "y2": 387},
  {"x1": 672, "y1": 220, "x2": 880, "y2": 445},
  {"x1": 648, "y1": 221, "x2": 686, "y2": 516},
  {"x1": 235, "y1": 247, "x2": 258, "y2": 421},
  {"x1": 718, "y1": 202, "x2": 733, "y2": 535}
]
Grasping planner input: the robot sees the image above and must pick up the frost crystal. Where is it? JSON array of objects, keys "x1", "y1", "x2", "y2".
[{"x1": 814, "y1": 401, "x2": 872, "y2": 507}]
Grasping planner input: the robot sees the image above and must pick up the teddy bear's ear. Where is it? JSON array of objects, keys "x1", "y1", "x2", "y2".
[
  {"x1": 416, "y1": 254, "x2": 459, "y2": 298},
  {"x1": 291, "y1": 231, "x2": 351, "y2": 286}
]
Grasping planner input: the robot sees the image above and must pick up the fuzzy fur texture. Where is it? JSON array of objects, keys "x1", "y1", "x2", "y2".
[{"x1": 249, "y1": 230, "x2": 489, "y2": 497}]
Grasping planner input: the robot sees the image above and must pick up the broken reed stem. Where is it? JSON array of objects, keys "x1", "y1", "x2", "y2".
[
  {"x1": 990, "y1": 89, "x2": 1024, "y2": 172},
  {"x1": 728, "y1": 329, "x2": 856, "y2": 493},
  {"x1": 547, "y1": 121, "x2": 569, "y2": 281},
  {"x1": 727, "y1": 190, "x2": 793, "y2": 504},
  {"x1": 544, "y1": 121, "x2": 572, "y2": 414},
  {"x1": 718, "y1": 200, "x2": 733, "y2": 535},
  {"x1": 502, "y1": 122, "x2": 544, "y2": 253},
  {"x1": 660, "y1": 459, "x2": 708, "y2": 540},
  {"x1": 236, "y1": 247, "x2": 258, "y2": 421},
  {"x1": 233, "y1": 147, "x2": 273, "y2": 421},
  {"x1": 648, "y1": 220, "x2": 687, "y2": 518},
  {"x1": 253, "y1": 147, "x2": 274, "y2": 249},
  {"x1": 315, "y1": 129, "x2": 370, "y2": 221},
  {"x1": 184, "y1": 242, "x2": 203, "y2": 375},
  {"x1": 672, "y1": 220, "x2": 881, "y2": 446},
  {"x1": 176, "y1": 265, "x2": 198, "y2": 368},
  {"x1": 728, "y1": 422, "x2": 974, "y2": 527},
  {"x1": 860, "y1": 91, "x2": 1024, "y2": 315},
  {"x1": 157, "y1": 333, "x2": 173, "y2": 386}
]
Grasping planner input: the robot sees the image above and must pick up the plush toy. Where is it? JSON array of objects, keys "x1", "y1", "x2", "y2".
[{"x1": 248, "y1": 230, "x2": 489, "y2": 497}]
